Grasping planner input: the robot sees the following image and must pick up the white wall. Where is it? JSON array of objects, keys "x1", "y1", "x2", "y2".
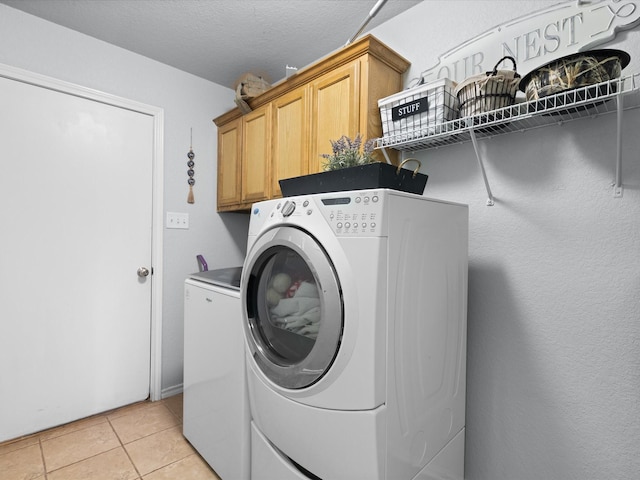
[
  {"x1": 2, "y1": 2, "x2": 638, "y2": 476},
  {"x1": 372, "y1": 1, "x2": 640, "y2": 479},
  {"x1": 0, "y1": 4, "x2": 250, "y2": 395}
]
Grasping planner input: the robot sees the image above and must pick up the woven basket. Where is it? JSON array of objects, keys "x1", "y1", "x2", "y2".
[
  {"x1": 519, "y1": 49, "x2": 630, "y2": 101},
  {"x1": 455, "y1": 56, "x2": 521, "y2": 117}
]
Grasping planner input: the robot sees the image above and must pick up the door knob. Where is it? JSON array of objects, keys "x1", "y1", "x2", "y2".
[{"x1": 137, "y1": 267, "x2": 150, "y2": 277}]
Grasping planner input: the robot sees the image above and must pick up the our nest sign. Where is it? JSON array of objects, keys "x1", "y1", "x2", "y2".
[{"x1": 411, "y1": 0, "x2": 640, "y2": 87}]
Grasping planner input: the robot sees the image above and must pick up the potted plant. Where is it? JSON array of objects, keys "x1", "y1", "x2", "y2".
[
  {"x1": 279, "y1": 134, "x2": 428, "y2": 196},
  {"x1": 321, "y1": 134, "x2": 377, "y2": 171}
]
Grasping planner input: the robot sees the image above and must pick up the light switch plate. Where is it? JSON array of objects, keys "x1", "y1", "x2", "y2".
[{"x1": 166, "y1": 212, "x2": 189, "y2": 229}]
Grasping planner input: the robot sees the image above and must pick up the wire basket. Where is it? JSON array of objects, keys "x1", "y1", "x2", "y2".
[
  {"x1": 455, "y1": 56, "x2": 521, "y2": 117},
  {"x1": 378, "y1": 78, "x2": 459, "y2": 142}
]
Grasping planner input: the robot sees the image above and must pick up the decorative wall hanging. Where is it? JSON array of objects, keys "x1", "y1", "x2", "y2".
[
  {"x1": 410, "y1": 0, "x2": 640, "y2": 88},
  {"x1": 187, "y1": 128, "x2": 195, "y2": 204}
]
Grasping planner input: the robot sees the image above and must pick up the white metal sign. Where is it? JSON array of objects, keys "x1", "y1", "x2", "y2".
[{"x1": 411, "y1": 0, "x2": 640, "y2": 87}]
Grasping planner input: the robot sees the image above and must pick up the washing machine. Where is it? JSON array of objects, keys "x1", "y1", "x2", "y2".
[
  {"x1": 240, "y1": 189, "x2": 468, "y2": 480},
  {"x1": 183, "y1": 267, "x2": 250, "y2": 480}
]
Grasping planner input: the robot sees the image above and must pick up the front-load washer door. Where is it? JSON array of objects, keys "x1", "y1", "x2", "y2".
[{"x1": 242, "y1": 226, "x2": 342, "y2": 389}]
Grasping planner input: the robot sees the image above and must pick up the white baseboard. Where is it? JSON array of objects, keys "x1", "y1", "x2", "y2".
[{"x1": 160, "y1": 383, "x2": 183, "y2": 399}]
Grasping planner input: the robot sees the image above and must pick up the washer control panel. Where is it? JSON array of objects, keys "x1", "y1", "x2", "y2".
[
  {"x1": 259, "y1": 190, "x2": 388, "y2": 236},
  {"x1": 315, "y1": 190, "x2": 386, "y2": 236}
]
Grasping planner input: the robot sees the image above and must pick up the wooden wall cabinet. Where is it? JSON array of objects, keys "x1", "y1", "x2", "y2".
[
  {"x1": 216, "y1": 118, "x2": 241, "y2": 208},
  {"x1": 214, "y1": 35, "x2": 410, "y2": 212},
  {"x1": 241, "y1": 104, "x2": 272, "y2": 204},
  {"x1": 272, "y1": 87, "x2": 309, "y2": 198},
  {"x1": 309, "y1": 62, "x2": 360, "y2": 174}
]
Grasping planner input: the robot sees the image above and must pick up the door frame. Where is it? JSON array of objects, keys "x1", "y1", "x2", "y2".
[{"x1": 0, "y1": 62, "x2": 164, "y2": 401}]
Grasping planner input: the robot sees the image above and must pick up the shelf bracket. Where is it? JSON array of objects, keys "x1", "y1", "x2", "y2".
[
  {"x1": 469, "y1": 127, "x2": 495, "y2": 206},
  {"x1": 380, "y1": 146, "x2": 394, "y2": 165},
  {"x1": 614, "y1": 92, "x2": 624, "y2": 198}
]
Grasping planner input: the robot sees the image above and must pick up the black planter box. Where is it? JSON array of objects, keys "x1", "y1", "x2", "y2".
[{"x1": 279, "y1": 162, "x2": 428, "y2": 197}]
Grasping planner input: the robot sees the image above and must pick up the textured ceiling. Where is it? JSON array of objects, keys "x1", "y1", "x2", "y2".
[{"x1": 1, "y1": 0, "x2": 422, "y2": 88}]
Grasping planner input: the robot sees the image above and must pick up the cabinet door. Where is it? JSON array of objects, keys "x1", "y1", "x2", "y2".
[
  {"x1": 242, "y1": 104, "x2": 272, "y2": 203},
  {"x1": 309, "y1": 61, "x2": 360, "y2": 174},
  {"x1": 272, "y1": 86, "x2": 309, "y2": 197},
  {"x1": 217, "y1": 118, "x2": 242, "y2": 209}
]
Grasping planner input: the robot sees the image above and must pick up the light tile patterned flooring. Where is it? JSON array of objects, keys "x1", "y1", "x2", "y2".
[{"x1": 0, "y1": 394, "x2": 221, "y2": 480}]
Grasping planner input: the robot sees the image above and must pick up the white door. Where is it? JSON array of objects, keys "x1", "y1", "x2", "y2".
[{"x1": 0, "y1": 74, "x2": 155, "y2": 442}]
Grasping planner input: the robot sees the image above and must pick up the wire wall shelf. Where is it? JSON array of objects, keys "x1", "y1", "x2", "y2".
[
  {"x1": 376, "y1": 73, "x2": 640, "y2": 151},
  {"x1": 375, "y1": 73, "x2": 640, "y2": 205}
]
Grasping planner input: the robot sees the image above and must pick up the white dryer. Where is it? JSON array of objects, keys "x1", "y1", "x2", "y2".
[{"x1": 241, "y1": 189, "x2": 468, "y2": 480}]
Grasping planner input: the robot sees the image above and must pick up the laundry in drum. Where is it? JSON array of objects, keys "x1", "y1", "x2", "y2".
[{"x1": 266, "y1": 272, "x2": 321, "y2": 339}]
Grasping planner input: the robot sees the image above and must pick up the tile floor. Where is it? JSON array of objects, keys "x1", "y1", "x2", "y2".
[{"x1": 0, "y1": 394, "x2": 222, "y2": 480}]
